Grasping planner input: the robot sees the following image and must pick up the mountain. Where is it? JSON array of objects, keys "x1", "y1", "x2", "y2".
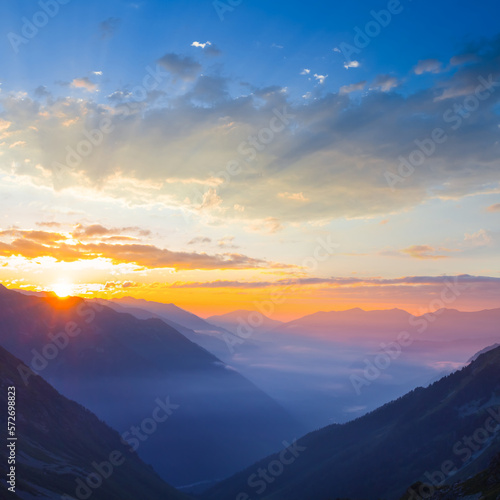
[
  {"x1": 401, "y1": 453, "x2": 500, "y2": 499},
  {"x1": 0, "y1": 343, "x2": 187, "y2": 500},
  {"x1": 203, "y1": 345, "x2": 500, "y2": 500},
  {"x1": 468, "y1": 343, "x2": 500, "y2": 363},
  {"x1": 272, "y1": 307, "x2": 500, "y2": 342},
  {"x1": 104, "y1": 296, "x2": 257, "y2": 364},
  {"x1": 206, "y1": 310, "x2": 283, "y2": 336},
  {"x1": 0, "y1": 285, "x2": 303, "y2": 487},
  {"x1": 111, "y1": 296, "x2": 218, "y2": 332}
]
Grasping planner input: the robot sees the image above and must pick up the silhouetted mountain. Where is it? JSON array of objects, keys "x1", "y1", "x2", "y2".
[
  {"x1": 0, "y1": 343, "x2": 187, "y2": 500},
  {"x1": 91, "y1": 297, "x2": 245, "y2": 364},
  {"x1": 112, "y1": 296, "x2": 217, "y2": 332},
  {"x1": 206, "y1": 310, "x2": 283, "y2": 335},
  {"x1": 0, "y1": 285, "x2": 303, "y2": 487},
  {"x1": 468, "y1": 343, "x2": 500, "y2": 363},
  {"x1": 204, "y1": 345, "x2": 500, "y2": 500},
  {"x1": 272, "y1": 307, "x2": 500, "y2": 342}
]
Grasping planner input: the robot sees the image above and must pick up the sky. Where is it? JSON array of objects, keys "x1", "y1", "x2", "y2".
[{"x1": 0, "y1": 0, "x2": 499, "y2": 319}]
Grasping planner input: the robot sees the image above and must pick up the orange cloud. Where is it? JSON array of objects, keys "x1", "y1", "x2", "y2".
[
  {"x1": 401, "y1": 245, "x2": 449, "y2": 260},
  {"x1": 0, "y1": 230, "x2": 289, "y2": 271}
]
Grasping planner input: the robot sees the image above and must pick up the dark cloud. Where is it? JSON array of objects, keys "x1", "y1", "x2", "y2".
[{"x1": 157, "y1": 53, "x2": 201, "y2": 81}]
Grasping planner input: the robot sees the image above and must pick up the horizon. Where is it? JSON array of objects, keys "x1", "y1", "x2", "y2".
[{"x1": 4, "y1": 282, "x2": 499, "y2": 323}]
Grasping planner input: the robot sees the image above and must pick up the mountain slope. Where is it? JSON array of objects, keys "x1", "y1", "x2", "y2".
[
  {"x1": 0, "y1": 344, "x2": 188, "y2": 500},
  {"x1": 0, "y1": 285, "x2": 303, "y2": 487},
  {"x1": 91, "y1": 297, "x2": 245, "y2": 364},
  {"x1": 203, "y1": 345, "x2": 500, "y2": 500},
  {"x1": 111, "y1": 296, "x2": 218, "y2": 332}
]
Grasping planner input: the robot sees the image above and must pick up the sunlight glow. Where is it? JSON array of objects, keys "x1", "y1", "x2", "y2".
[{"x1": 51, "y1": 282, "x2": 74, "y2": 298}]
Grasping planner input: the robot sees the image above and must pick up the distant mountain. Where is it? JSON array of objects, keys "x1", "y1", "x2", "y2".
[
  {"x1": 0, "y1": 285, "x2": 303, "y2": 487},
  {"x1": 112, "y1": 296, "x2": 218, "y2": 332},
  {"x1": 204, "y1": 345, "x2": 500, "y2": 500},
  {"x1": 468, "y1": 343, "x2": 500, "y2": 363},
  {"x1": 272, "y1": 307, "x2": 500, "y2": 342},
  {"x1": 206, "y1": 310, "x2": 283, "y2": 335},
  {"x1": 0, "y1": 343, "x2": 187, "y2": 500}
]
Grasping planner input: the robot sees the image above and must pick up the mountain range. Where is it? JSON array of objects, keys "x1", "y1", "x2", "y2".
[{"x1": 0, "y1": 285, "x2": 303, "y2": 487}]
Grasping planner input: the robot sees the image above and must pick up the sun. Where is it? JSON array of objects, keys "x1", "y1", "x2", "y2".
[{"x1": 51, "y1": 282, "x2": 74, "y2": 298}]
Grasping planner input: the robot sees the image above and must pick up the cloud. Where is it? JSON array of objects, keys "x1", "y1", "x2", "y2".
[
  {"x1": 36, "y1": 221, "x2": 62, "y2": 228},
  {"x1": 344, "y1": 60, "x2": 360, "y2": 69},
  {"x1": 0, "y1": 230, "x2": 65, "y2": 244},
  {"x1": 72, "y1": 224, "x2": 151, "y2": 239},
  {"x1": 188, "y1": 236, "x2": 212, "y2": 245},
  {"x1": 167, "y1": 274, "x2": 500, "y2": 289},
  {"x1": 99, "y1": 17, "x2": 121, "y2": 39},
  {"x1": 0, "y1": 228, "x2": 289, "y2": 271},
  {"x1": 71, "y1": 77, "x2": 98, "y2": 92},
  {"x1": 371, "y1": 74, "x2": 399, "y2": 92},
  {"x1": 191, "y1": 41, "x2": 211, "y2": 49},
  {"x1": 339, "y1": 81, "x2": 366, "y2": 95},
  {"x1": 300, "y1": 69, "x2": 311, "y2": 75},
  {"x1": 278, "y1": 192, "x2": 309, "y2": 202},
  {"x1": 487, "y1": 203, "x2": 500, "y2": 212},
  {"x1": 157, "y1": 53, "x2": 202, "y2": 81},
  {"x1": 218, "y1": 236, "x2": 238, "y2": 249},
  {"x1": 249, "y1": 217, "x2": 283, "y2": 234},
  {"x1": 314, "y1": 74, "x2": 328, "y2": 84},
  {"x1": 401, "y1": 245, "x2": 450, "y2": 260},
  {"x1": 2, "y1": 35, "x2": 500, "y2": 226},
  {"x1": 191, "y1": 41, "x2": 221, "y2": 57},
  {"x1": 450, "y1": 53, "x2": 478, "y2": 67},
  {"x1": 464, "y1": 229, "x2": 492, "y2": 247},
  {"x1": 188, "y1": 75, "x2": 228, "y2": 104},
  {"x1": 413, "y1": 58, "x2": 443, "y2": 75}
]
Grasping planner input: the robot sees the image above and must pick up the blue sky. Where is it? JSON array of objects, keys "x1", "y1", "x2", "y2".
[{"x1": 0, "y1": 0, "x2": 499, "y2": 316}]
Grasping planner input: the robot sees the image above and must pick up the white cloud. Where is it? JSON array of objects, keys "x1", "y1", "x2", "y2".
[
  {"x1": 314, "y1": 73, "x2": 328, "y2": 84},
  {"x1": 300, "y1": 69, "x2": 311, "y2": 75},
  {"x1": 339, "y1": 81, "x2": 366, "y2": 95},
  {"x1": 344, "y1": 60, "x2": 360, "y2": 69},
  {"x1": 191, "y1": 41, "x2": 212, "y2": 49}
]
